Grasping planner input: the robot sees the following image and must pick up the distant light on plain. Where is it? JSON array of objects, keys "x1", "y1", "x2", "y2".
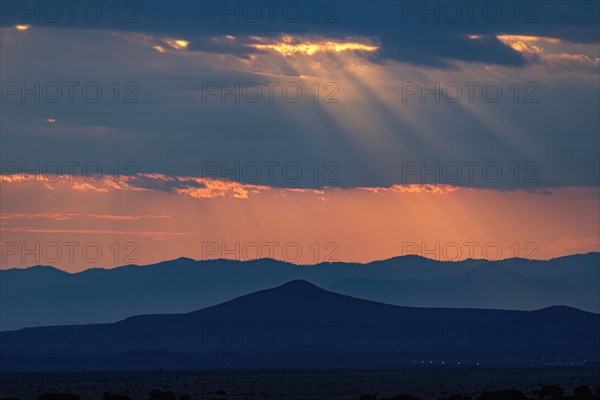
[{"x1": 15, "y1": 24, "x2": 30, "y2": 31}]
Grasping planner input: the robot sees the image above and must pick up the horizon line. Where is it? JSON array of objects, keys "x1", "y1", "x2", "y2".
[{"x1": 2, "y1": 251, "x2": 598, "y2": 274}]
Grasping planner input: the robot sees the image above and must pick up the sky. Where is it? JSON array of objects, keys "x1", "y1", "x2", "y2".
[{"x1": 1, "y1": 1, "x2": 599, "y2": 270}]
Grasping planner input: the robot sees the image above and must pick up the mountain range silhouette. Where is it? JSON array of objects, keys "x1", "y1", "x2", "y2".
[
  {"x1": 1, "y1": 280, "x2": 598, "y2": 371},
  {"x1": 2, "y1": 253, "x2": 598, "y2": 327}
]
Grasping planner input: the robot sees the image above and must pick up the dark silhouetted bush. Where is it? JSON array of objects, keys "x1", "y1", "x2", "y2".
[
  {"x1": 477, "y1": 390, "x2": 527, "y2": 400},
  {"x1": 213, "y1": 390, "x2": 227, "y2": 399},
  {"x1": 382, "y1": 396, "x2": 420, "y2": 400},
  {"x1": 573, "y1": 386, "x2": 594, "y2": 398},
  {"x1": 179, "y1": 395, "x2": 191, "y2": 400},
  {"x1": 148, "y1": 389, "x2": 176, "y2": 400},
  {"x1": 537, "y1": 385, "x2": 565, "y2": 399},
  {"x1": 103, "y1": 393, "x2": 130, "y2": 400}
]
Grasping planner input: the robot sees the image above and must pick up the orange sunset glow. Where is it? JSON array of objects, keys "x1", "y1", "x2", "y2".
[{"x1": 1, "y1": 173, "x2": 597, "y2": 270}]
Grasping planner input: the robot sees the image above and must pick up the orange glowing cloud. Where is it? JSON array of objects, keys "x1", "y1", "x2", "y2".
[
  {"x1": 0, "y1": 172, "x2": 468, "y2": 201},
  {"x1": 497, "y1": 35, "x2": 563, "y2": 54},
  {"x1": 496, "y1": 35, "x2": 563, "y2": 55},
  {"x1": 0, "y1": 174, "x2": 140, "y2": 192},
  {"x1": 164, "y1": 39, "x2": 189, "y2": 50},
  {"x1": 175, "y1": 184, "x2": 263, "y2": 199},
  {"x1": 248, "y1": 35, "x2": 379, "y2": 56},
  {"x1": 0, "y1": 173, "x2": 275, "y2": 199},
  {"x1": 497, "y1": 35, "x2": 561, "y2": 44},
  {"x1": 359, "y1": 184, "x2": 461, "y2": 195},
  {"x1": 135, "y1": 173, "x2": 272, "y2": 199},
  {"x1": 496, "y1": 34, "x2": 599, "y2": 72}
]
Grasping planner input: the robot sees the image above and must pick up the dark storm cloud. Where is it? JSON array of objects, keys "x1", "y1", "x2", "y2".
[
  {"x1": 0, "y1": 1, "x2": 598, "y2": 191},
  {"x1": 375, "y1": 33, "x2": 528, "y2": 67},
  {"x1": 1, "y1": 0, "x2": 598, "y2": 66},
  {"x1": 128, "y1": 174, "x2": 208, "y2": 193}
]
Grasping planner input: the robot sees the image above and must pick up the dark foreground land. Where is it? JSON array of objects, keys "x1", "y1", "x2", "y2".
[{"x1": 0, "y1": 367, "x2": 599, "y2": 400}]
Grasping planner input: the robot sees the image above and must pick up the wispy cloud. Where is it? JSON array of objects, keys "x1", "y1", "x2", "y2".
[
  {"x1": 496, "y1": 34, "x2": 599, "y2": 72},
  {"x1": 0, "y1": 173, "x2": 514, "y2": 200},
  {"x1": 0, "y1": 213, "x2": 170, "y2": 221},
  {"x1": 1, "y1": 227, "x2": 196, "y2": 238}
]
